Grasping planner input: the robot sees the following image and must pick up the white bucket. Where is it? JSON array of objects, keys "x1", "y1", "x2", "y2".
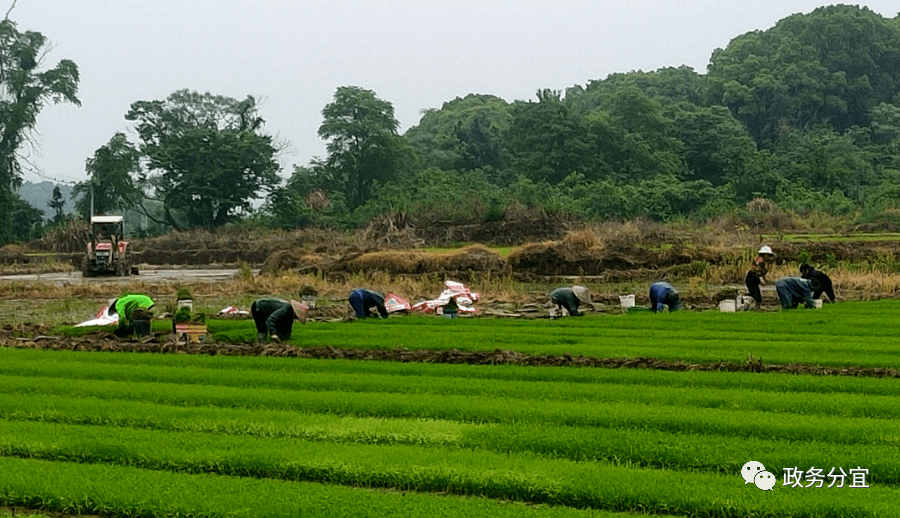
[
  {"x1": 619, "y1": 294, "x2": 635, "y2": 309},
  {"x1": 176, "y1": 299, "x2": 193, "y2": 311},
  {"x1": 814, "y1": 299, "x2": 823, "y2": 309},
  {"x1": 719, "y1": 300, "x2": 736, "y2": 312}
]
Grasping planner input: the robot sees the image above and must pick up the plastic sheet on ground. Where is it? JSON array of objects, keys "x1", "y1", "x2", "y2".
[
  {"x1": 219, "y1": 306, "x2": 249, "y2": 315},
  {"x1": 75, "y1": 305, "x2": 119, "y2": 327},
  {"x1": 384, "y1": 292, "x2": 411, "y2": 313},
  {"x1": 412, "y1": 280, "x2": 479, "y2": 315}
]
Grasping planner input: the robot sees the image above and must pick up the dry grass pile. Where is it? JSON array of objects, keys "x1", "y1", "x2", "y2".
[
  {"x1": 346, "y1": 250, "x2": 436, "y2": 274},
  {"x1": 343, "y1": 244, "x2": 506, "y2": 275},
  {"x1": 260, "y1": 249, "x2": 335, "y2": 276},
  {"x1": 591, "y1": 219, "x2": 669, "y2": 251},
  {"x1": 508, "y1": 227, "x2": 666, "y2": 276},
  {"x1": 28, "y1": 219, "x2": 89, "y2": 253},
  {"x1": 354, "y1": 213, "x2": 424, "y2": 249},
  {"x1": 443, "y1": 244, "x2": 505, "y2": 272},
  {"x1": 728, "y1": 198, "x2": 807, "y2": 233},
  {"x1": 414, "y1": 205, "x2": 566, "y2": 246}
]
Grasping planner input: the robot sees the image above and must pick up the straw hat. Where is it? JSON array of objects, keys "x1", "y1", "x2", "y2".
[
  {"x1": 758, "y1": 245, "x2": 775, "y2": 257},
  {"x1": 290, "y1": 300, "x2": 308, "y2": 324},
  {"x1": 572, "y1": 285, "x2": 592, "y2": 304}
]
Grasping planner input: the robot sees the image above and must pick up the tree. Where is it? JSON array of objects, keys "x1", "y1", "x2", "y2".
[
  {"x1": 47, "y1": 185, "x2": 65, "y2": 223},
  {"x1": 668, "y1": 103, "x2": 761, "y2": 186},
  {"x1": 504, "y1": 89, "x2": 601, "y2": 184},
  {"x1": 404, "y1": 94, "x2": 510, "y2": 178},
  {"x1": 9, "y1": 193, "x2": 42, "y2": 241},
  {"x1": 73, "y1": 132, "x2": 143, "y2": 219},
  {"x1": 0, "y1": 14, "x2": 80, "y2": 243},
  {"x1": 125, "y1": 90, "x2": 281, "y2": 229},
  {"x1": 707, "y1": 5, "x2": 900, "y2": 146},
  {"x1": 318, "y1": 86, "x2": 411, "y2": 209}
]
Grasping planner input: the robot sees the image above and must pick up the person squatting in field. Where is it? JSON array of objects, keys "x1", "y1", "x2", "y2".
[
  {"x1": 774, "y1": 277, "x2": 821, "y2": 309},
  {"x1": 649, "y1": 281, "x2": 682, "y2": 313},
  {"x1": 800, "y1": 263, "x2": 837, "y2": 303},
  {"x1": 550, "y1": 286, "x2": 591, "y2": 316},
  {"x1": 746, "y1": 245, "x2": 776, "y2": 309},
  {"x1": 348, "y1": 289, "x2": 389, "y2": 319},
  {"x1": 250, "y1": 298, "x2": 307, "y2": 343},
  {"x1": 111, "y1": 294, "x2": 155, "y2": 336}
]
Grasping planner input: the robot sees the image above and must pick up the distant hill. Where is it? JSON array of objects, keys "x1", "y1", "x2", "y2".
[{"x1": 17, "y1": 181, "x2": 80, "y2": 220}]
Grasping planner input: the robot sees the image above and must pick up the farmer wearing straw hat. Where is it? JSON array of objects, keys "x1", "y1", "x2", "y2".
[
  {"x1": 649, "y1": 281, "x2": 682, "y2": 313},
  {"x1": 250, "y1": 298, "x2": 307, "y2": 343},
  {"x1": 348, "y1": 289, "x2": 389, "y2": 319},
  {"x1": 746, "y1": 245, "x2": 776, "y2": 309},
  {"x1": 550, "y1": 286, "x2": 591, "y2": 317}
]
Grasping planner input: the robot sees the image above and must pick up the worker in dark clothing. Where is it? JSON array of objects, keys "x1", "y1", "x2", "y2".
[
  {"x1": 800, "y1": 264, "x2": 836, "y2": 303},
  {"x1": 649, "y1": 281, "x2": 682, "y2": 313},
  {"x1": 746, "y1": 245, "x2": 776, "y2": 309},
  {"x1": 250, "y1": 298, "x2": 307, "y2": 343},
  {"x1": 550, "y1": 286, "x2": 591, "y2": 317},
  {"x1": 774, "y1": 277, "x2": 820, "y2": 309},
  {"x1": 348, "y1": 289, "x2": 389, "y2": 319}
]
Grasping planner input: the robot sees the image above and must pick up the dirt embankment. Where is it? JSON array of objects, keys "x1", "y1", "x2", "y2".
[
  {"x1": 4, "y1": 325, "x2": 898, "y2": 379},
  {"x1": 7, "y1": 212, "x2": 900, "y2": 279}
]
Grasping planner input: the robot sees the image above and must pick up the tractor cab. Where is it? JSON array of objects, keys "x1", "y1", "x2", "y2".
[{"x1": 83, "y1": 215, "x2": 135, "y2": 277}]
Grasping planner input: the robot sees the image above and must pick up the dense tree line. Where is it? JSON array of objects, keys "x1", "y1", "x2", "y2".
[
  {"x1": 270, "y1": 5, "x2": 900, "y2": 229},
  {"x1": 3, "y1": 5, "x2": 900, "y2": 244}
]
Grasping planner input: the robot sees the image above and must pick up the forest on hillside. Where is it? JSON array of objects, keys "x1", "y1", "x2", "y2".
[
  {"x1": 269, "y1": 5, "x2": 900, "y2": 231},
  {"x1": 4, "y1": 5, "x2": 900, "y2": 243}
]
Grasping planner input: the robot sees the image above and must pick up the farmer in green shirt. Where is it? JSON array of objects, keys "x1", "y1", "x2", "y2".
[
  {"x1": 251, "y1": 298, "x2": 307, "y2": 343},
  {"x1": 111, "y1": 294, "x2": 155, "y2": 336}
]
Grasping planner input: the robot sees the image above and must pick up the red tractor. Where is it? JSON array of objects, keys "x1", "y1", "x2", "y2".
[{"x1": 82, "y1": 215, "x2": 137, "y2": 277}]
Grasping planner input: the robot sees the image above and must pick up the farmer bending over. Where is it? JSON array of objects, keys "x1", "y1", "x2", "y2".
[
  {"x1": 348, "y1": 289, "x2": 389, "y2": 319},
  {"x1": 110, "y1": 294, "x2": 155, "y2": 337},
  {"x1": 800, "y1": 263, "x2": 836, "y2": 303},
  {"x1": 550, "y1": 286, "x2": 591, "y2": 317},
  {"x1": 774, "y1": 277, "x2": 820, "y2": 309},
  {"x1": 251, "y1": 298, "x2": 307, "y2": 343},
  {"x1": 649, "y1": 281, "x2": 682, "y2": 313}
]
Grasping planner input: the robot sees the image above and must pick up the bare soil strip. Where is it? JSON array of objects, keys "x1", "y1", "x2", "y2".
[{"x1": 3, "y1": 327, "x2": 898, "y2": 379}]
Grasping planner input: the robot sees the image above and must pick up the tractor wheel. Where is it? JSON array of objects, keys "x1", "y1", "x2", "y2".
[{"x1": 117, "y1": 251, "x2": 133, "y2": 277}]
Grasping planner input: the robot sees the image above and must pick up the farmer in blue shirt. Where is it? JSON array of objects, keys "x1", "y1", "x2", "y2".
[
  {"x1": 774, "y1": 277, "x2": 820, "y2": 309},
  {"x1": 649, "y1": 281, "x2": 682, "y2": 313},
  {"x1": 348, "y1": 289, "x2": 389, "y2": 319}
]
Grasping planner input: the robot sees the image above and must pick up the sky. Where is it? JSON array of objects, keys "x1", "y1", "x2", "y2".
[{"x1": 8, "y1": 0, "x2": 900, "y2": 188}]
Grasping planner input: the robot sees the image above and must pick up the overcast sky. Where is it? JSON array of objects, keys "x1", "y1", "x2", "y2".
[{"x1": 9, "y1": 0, "x2": 900, "y2": 187}]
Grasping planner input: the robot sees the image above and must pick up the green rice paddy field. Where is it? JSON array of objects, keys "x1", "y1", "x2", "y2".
[{"x1": 2, "y1": 300, "x2": 900, "y2": 517}]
